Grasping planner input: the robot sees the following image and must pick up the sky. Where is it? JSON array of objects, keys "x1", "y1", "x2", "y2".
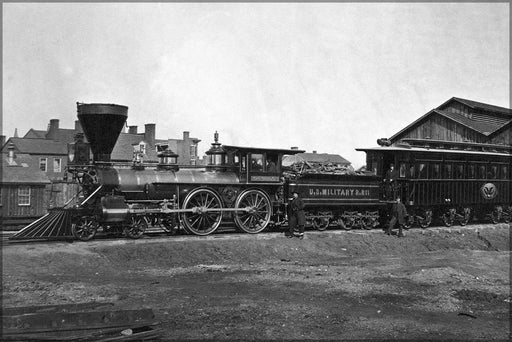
[{"x1": 2, "y1": 3, "x2": 510, "y2": 168}]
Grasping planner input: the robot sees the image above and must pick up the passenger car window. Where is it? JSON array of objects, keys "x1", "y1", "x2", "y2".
[
  {"x1": 430, "y1": 164, "x2": 440, "y2": 179},
  {"x1": 417, "y1": 163, "x2": 427, "y2": 179},
  {"x1": 467, "y1": 165, "x2": 475, "y2": 179},
  {"x1": 477, "y1": 165, "x2": 486, "y2": 179},
  {"x1": 443, "y1": 164, "x2": 452, "y2": 179},
  {"x1": 399, "y1": 163, "x2": 406, "y2": 178}
]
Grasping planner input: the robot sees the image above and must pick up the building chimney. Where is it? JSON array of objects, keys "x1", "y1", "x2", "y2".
[
  {"x1": 14, "y1": 128, "x2": 19, "y2": 138},
  {"x1": 0, "y1": 135, "x2": 5, "y2": 147},
  {"x1": 291, "y1": 146, "x2": 298, "y2": 150},
  {"x1": 47, "y1": 119, "x2": 60, "y2": 140},
  {"x1": 312, "y1": 150, "x2": 317, "y2": 154},
  {"x1": 144, "y1": 123, "x2": 156, "y2": 147},
  {"x1": 183, "y1": 131, "x2": 190, "y2": 140},
  {"x1": 128, "y1": 125, "x2": 138, "y2": 134},
  {"x1": 7, "y1": 142, "x2": 15, "y2": 164},
  {"x1": 74, "y1": 120, "x2": 83, "y2": 133}
]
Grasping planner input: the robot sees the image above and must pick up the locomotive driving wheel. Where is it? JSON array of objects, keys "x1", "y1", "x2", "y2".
[
  {"x1": 124, "y1": 216, "x2": 147, "y2": 239},
  {"x1": 234, "y1": 189, "x2": 271, "y2": 234},
  {"x1": 72, "y1": 216, "x2": 98, "y2": 241},
  {"x1": 182, "y1": 188, "x2": 223, "y2": 236}
]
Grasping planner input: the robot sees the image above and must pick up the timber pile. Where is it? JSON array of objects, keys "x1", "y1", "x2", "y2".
[{"x1": 2, "y1": 302, "x2": 162, "y2": 341}]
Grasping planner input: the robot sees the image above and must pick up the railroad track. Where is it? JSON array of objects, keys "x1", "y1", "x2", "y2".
[{"x1": 2, "y1": 221, "x2": 509, "y2": 246}]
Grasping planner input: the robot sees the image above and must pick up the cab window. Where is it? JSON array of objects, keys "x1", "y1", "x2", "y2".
[
  {"x1": 250, "y1": 154, "x2": 263, "y2": 171},
  {"x1": 266, "y1": 154, "x2": 278, "y2": 172}
]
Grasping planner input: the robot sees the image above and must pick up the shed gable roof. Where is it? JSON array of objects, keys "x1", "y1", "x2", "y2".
[
  {"x1": 1, "y1": 153, "x2": 51, "y2": 184},
  {"x1": 4, "y1": 137, "x2": 68, "y2": 155},
  {"x1": 390, "y1": 98, "x2": 511, "y2": 142}
]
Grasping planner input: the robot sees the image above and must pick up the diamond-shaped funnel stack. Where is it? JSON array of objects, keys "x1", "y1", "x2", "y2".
[{"x1": 77, "y1": 103, "x2": 128, "y2": 162}]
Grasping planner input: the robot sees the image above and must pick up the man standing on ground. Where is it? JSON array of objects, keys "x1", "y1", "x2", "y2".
[
  {"x1": 386, "y1": 196, "x2": 407, "y2": 237},
  {"x1": 287, "y1": 191, "x2": 306, "y2": 239}
]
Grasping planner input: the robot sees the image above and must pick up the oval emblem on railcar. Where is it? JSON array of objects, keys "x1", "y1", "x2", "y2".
[{"x1": 480, "y1": 183, "x2": 498, "y2": 200}]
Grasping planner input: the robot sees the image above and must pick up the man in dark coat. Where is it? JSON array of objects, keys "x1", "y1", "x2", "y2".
[
  {"x1": 387, "y1": 196, "x2": 408, "y2": 237},
  {"x1": 288, "y1": 191, "x2": 306, "y2": 239},
  {"x1": 385, "y1": 163, "x2": 399, "y2": 200}
]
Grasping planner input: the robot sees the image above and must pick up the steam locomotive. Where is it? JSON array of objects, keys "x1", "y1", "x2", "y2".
[
  {"x1": 17, "y1": 102, "x2": 510, "y2": 241},
  {"x1": 63, "y1": 103, "x2": 386, "y2": 241}
]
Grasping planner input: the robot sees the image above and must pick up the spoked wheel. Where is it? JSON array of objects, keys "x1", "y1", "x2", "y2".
[
  {"x1": 490, "y1": 207, "x2": 502, "y2": 224},
  {"x1": 182, "y1": 188, "x2": 223, "y2": 236},
  {"x1": 72, "y1": 216, "x2": 98, "y2": 241},
  {"x1": 335, "y1": 218, "x2": 349, "y2": 230},
  {"x1": 234, "y1": 189, "x2": 271, "y2": 234},
  {"x1": 458, "y1": 208, "x2": 471, "y2": 226},
  {"x1": 503, "y1": 207, "x2": 511, "y2": 223},
  {"x1": 417, "y1": 209, "x2": 433, "y2": 229},
  {"x1": 161, "y1": 218, "x2": 179, "y2": 235},
  {"x1": 363, "y1": 217, "x2": 380, "y2": 230},
  {"x1": 124, "y1": 216, "x2": 148, "y2": 239},
  {"x1": 442, "y1": 209, "x2": 455, "y2": 227},
  {"x1": 312, "y1": 217, "x2": 330, "y2": 231}
]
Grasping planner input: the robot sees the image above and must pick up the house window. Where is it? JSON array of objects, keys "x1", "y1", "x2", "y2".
[
  {"x1": 39, "y1": 158, "x2": 47, "y2": 172},
  {"x1": 0, "y1": 187, "x2": 3, "y2": 206},
  {"x1": 190, "y1": 144, "x2": 197, "y2": 165},
  {"x1": 18, "y1": 186, "x2": 31, "y2": 206},
  {"x1": 53, "y1": 158, "x2": 62, "y2": 172},
  {"x1": 139, "y1": 142, "x2": 146, "y2": 155}
]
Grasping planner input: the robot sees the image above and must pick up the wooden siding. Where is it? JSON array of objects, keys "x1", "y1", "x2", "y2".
[
  {"x1": 46, "y1": 181, "x2": 80, "y2": 208},
  {"x1": 403, "y1": 180, "x2": 511, "y2": 207},
  {"x1": 0, "y1": 185, "x2": 48, "y2": 219},
  {"x1": 488, "y1": 127, "x2": 512, "y2": 146},
  {"x1": 398, "y1": 114, "x2": 486, "y2": 143}
]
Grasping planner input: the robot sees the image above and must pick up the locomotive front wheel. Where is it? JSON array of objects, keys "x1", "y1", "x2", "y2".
[
  {"x1": 182, "y1": 188, "x2": 223, "y2": 236},
  {"x1": 124, "y1": 216, "x2": 147, "y2": 239},
  {"x1": 234, "y1": 189, "x2": 271, "y2": 234},
  {"x1": 72, "y1": 216, "x2": 98, "y2": 241}
]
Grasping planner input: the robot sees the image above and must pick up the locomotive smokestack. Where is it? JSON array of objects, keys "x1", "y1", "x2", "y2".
[{"x1": 77, "y1": 102, "x2": 128, "y2": 162}]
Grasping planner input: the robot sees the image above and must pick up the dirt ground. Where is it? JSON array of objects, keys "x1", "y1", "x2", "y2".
[{"x1": 2, "y1": 224, "x2": 511, "y2": 341}]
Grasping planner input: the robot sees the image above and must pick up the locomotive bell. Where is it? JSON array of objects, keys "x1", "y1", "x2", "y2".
[{"x1": 77, "y1": 102, "x2": 128, "y2": 163}]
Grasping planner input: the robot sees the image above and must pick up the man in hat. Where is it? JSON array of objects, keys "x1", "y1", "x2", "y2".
[
  {"x1": 386, "y1": 195, "x2": 408, "y2": 237},
  {"x1": 288, "y1": 190, "x2": 306, "y2": 239},
  {"x1": 385, "y1": 163, "x2": 399, "y2": 199}
]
